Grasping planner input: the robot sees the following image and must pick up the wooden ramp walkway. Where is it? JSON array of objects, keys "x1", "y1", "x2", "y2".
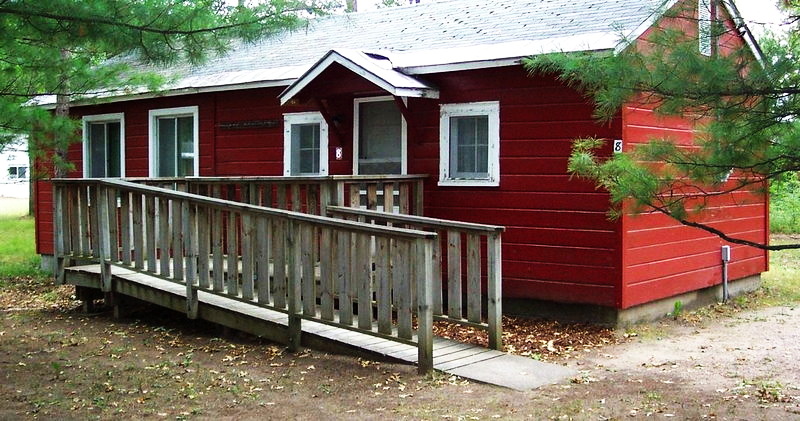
[{"x1": 65, "y1": 265, "x2": 575, "y2": 391}]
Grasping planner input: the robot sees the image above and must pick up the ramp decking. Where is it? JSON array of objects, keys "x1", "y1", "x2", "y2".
[{"x1": 65, "y1": 264, "x2": 574, "y2": 391}]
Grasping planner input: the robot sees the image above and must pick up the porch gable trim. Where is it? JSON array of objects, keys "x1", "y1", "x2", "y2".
[{"x1": 279, "y1": 49, "x2": 440, "y2": 105}]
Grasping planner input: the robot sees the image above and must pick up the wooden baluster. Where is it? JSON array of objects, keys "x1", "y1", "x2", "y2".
[
  {"x1": 376, "y1": 236, "x2": 392, "y2": 335},
  {"x1": 89, "y1": 185, "x2": 100, "y2": 258},
  {"x1": 120, "y1": 191, "x2": 131, "y2": 266},
  {"x1": 132, "y1": 194, "x2": 144, "y2": 270},
  {"x1": 383, "y1": 182, "x2": 394, "y2": 213},
  {"x1": 301, "y1": 224, "x2": 315, "y2": 316},
  {"x1": 276, "y1": 184, "x2": 287, "y2": 210},
  {"x1": 145, "y1": 195, "x2": 157, "y2": 273},
  {"x1": 395, "y1": 240, "x2": 412, "y2": 340},
  {"x1": 287, "y1": 220, "x2": 302, "y2": 351},
  {"x1": 69, "y1": 186, "x2": 81, "y2": 257},
  {"x1": 415, "y1": 238, "x2": 434, "y2": 374},
  {"x1": 487, "y1": 233, "x2": 503, "y2": 350},
  {"x1": 414, "y1": 179, "x2": 425, "y2": 216},
  {"x1": 158, "y1": 197, "x2": 171, "y2": 277},
  {"x1": 307, "y1": 184, "x2": 319, "y2": 215},
  {"x1": 107, "y1": 187, "x2": 118, "y2": 263},
  {"x1": 447, "y1": 230, "x2": 462, "y2": 319},
  {"x1": 291, "y1": 184, "x2": 301, "y2": 212},
  {"x1": 356, "y1": 233, "x2": 372, "y2": 331},
  {"x1": 262, "y1": 183, "x2": 273, "y2": 207},
  {"x1": 53, "y1": 185, "x2": 65, "y2": 285},
  {"x1": 399, "y1": 183, "x2": 410, "y2": 215},
  {"x1": 241, "y1": 213, "x2": 254, "y2": 301},
  {"x1": 185, "y1": 201, "x2": 199, "y2": 319},
  {"x1": 79, "y1": 187, "x2": 90, "y2": 256},
  {"x1": 466, "y1": 233, "x2": 482, "y2": 323},
  {"x1": 172, "y1": 199, "x2": 185, "y2": 281},
  {"x1": 96, "y1": 185, "x2": 112, "y2": 292},
  {"x1": 197, "y1": 205, "x2": 210, "y2": 289},
  {"x1": 319, "y1": 227, "x2": 334, "y2": 321},
  {"x1": 212, "y1": 186, "x2": 224, "y2": 292},
  {"x1": 432, "y1": 234, "x2": 443, "y2": 316},
  {"x1": 272, "y1": 219, "x2": 287, "y2": 309},
  {"x1": 226, "y1": 211, "x2": 238, "y2": 296},
  {"x1": 336, "y1": 230, "x2": 352, "y2": 326},
  {"x1": 255, "y1": 216, "x2": 271, "y2": 305},
  {"x1": 367, "y1": 184, "x2": 378, "y2": 211}
]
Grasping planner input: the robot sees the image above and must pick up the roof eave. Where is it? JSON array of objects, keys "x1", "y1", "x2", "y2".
[{"x1": 279, "y1": 50, "x2": 439, "y2": 105}]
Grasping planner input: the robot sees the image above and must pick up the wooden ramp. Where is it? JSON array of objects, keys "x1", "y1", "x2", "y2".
[{"x1": 65, "y1": 265, "x2": 575, "y2": 391}]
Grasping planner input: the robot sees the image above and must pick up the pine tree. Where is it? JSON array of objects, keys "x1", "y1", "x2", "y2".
[
  {"x1": 0, "y1": 0, "x2": 326, "y2": 174},
  {"x1": 525, "y1": 0, "x2": 800, "y2": 251}
]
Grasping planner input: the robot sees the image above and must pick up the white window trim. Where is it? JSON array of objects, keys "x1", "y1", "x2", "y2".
[
  {"x1": 82, "y1": 112, "x2": 126, "y2": 178},
  {"x1": 283, "y1": 112, "x2": 329, "y2": 176},
  {"x1": 439, "y1": 101, "x2": 500, "y2": 187},
  {"x1": 352, "y1": 96, "x2": 408, "y2": 175},
  {"x1": 699, "y1": 0, "x2": 713, "y2": 56},
  {"x1": 148, "y1": 106, "x2": 200, "y2": 177}
]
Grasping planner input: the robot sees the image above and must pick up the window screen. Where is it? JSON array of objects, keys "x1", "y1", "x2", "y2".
[
  {"x1": 87, "y1": 121, "x2": 122, "y2": 177},
  {"x1": 157, "y1": 116, "x2": 195, "y2": 177},
  {"x1": 449, "y1": 115, "x2": 489, "y2": 178},
  {"x1": 358, "y1": 100, "x2": 402, "y2": 175},
  {"x1": 290, "y1": 123, "x2": 321, "y2": 175}
]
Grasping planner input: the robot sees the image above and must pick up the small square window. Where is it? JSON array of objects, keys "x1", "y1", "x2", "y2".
[
  {"x1": 284, "y1": 112, "x2": 328, "y2": 176},
  {"x1": 439, "y1": 101, "x2": 500, "y2": 187}
]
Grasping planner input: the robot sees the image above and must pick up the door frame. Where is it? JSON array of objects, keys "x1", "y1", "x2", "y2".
[{"x1": 352, "y1": 96, "x2": 408, "y2": 175}]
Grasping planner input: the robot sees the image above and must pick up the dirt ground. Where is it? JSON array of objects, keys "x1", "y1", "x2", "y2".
[{"x1": 0, "y1": 282, "x2": 798, "y2": 420}]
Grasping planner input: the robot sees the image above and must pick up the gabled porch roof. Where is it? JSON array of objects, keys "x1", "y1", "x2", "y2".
[{"x1": 279, "y1": 49, "x2": 439, "y2": 105}]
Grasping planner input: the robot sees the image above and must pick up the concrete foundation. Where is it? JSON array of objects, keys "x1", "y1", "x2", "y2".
[
  {"x1": 39, "y1": 254, "x2": 54, "y2": 274},
  {"x1": 505, "y1": 275, "x2": 762, "y2": 327}
]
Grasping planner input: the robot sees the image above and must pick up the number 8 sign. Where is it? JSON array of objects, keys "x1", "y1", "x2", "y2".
[{"x1": 613, "y1": 139, "x2": 624, "y2": 154}]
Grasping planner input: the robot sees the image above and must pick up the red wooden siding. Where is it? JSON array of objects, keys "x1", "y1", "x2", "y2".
[
  {"x1": 619, "y1": 104, "x2": 768, "y2": 308},
  {"x1": 407, "y1": 67, "x2": 623, "y2": 306},
  {"x1": 618, "y1": 1, "x2": 768, "y2": 308}
]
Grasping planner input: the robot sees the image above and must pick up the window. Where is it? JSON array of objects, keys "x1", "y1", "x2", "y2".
[
  {"x1": 354, "y1": 97, "x2": 407, "y2": 175},
  {"x1": 8, "y1": 166, "x2": 28, "y2": 179},
  {"x1": 699, "y1": 0, "x2": 712, "y2": 56},
  {"x1": 149, "y1": 106, "x2": 199, "y2": 177},
  {"x1": 82, "y1": 113, "x2": 124, "y2": 178},
  {"x1": 439, "y1": 101, "x2": 500, "y2": 187},
  {"x1": 283, "y1": 112, "x2": 329, "y2": 176}
]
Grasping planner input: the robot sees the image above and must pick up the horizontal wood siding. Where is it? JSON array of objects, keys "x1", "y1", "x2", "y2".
[
  {"x1": 408, "y1": 67, "x2": 623, "y2": 306},
  {"x1": 620, "y1": 105, "x2": 768, "y2": 309},
  {"x1": 619, "y1": 3, "x2": 768, "y2": 309}
]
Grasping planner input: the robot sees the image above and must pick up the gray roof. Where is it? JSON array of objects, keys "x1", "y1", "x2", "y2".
[{"x1": 62, "y1": 0, "x2": 673, "y2": 104}]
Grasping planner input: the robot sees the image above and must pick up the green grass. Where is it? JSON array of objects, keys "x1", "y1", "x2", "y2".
[
  {"x1": 770, "y1": 174, "x2": 800, "y2": 234},
  {"x1": 760, "y1": 239, "x2": 800, "y2": 306},
  {"x1": 0, "y1": 198, "x2": 44, "y2": 279}
]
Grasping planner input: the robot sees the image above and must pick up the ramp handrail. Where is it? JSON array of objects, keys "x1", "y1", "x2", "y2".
[{"x1": 52, "y1": 178, "x2": 437, "y2": 372}]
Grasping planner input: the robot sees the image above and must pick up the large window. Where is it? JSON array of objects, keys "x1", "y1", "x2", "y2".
[
  {"x1": 82, "y1": 113, "x2": 124, "y2": 178},
  {"x1": 283, "y1": 112, "x2": 329, "y2": 176},
  {"x1": 439, "y1": 101, "x2": 500, "y2": 187},
  {"x1": 354, "y1": 97, "x2": 406, "y2": 175},
  {"x1": 149, "y1": 106, "x2": 199, "y2": 177}
]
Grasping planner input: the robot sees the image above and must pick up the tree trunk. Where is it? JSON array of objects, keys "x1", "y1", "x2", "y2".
[{"x1": 53, "y1": 49, "x2": 70, "y2": 179}]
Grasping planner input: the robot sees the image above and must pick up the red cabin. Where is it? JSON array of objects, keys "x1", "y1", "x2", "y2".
[{"x1": 35, "y1": 0, "x2": 767, "y2": 325}]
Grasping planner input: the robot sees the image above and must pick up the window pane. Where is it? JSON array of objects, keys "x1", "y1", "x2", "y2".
[
  {"x1": 291, "y1": 123, "x2": 320, "y2": 175},
  {"x1": 450, "y1": 115, "x2": 489, "y2": 178},
  {"x1": 88, "y1": 122, "x2": 107, "y2": 177},
  {"x1": 450, "y1": 116, "x2": 489, "y2": 178},
  {"x1": 8, "y1": 167, "x2": 16, "y2": 178},
  {"x1": 177, "y1": 117, "x2": 194, "y2": 176},
  {"x1": 157, "y1": 117, "x2": 176, "y2": 177},
  {"x1": 106, "y1": 122, "x2": 121, "y2": 177},
  {"x1": 359, "y1": 101, "x2": 402, "y2": 175},
  {"x1": 18, "y1": 167, "x2": 27, "y2": 179}
]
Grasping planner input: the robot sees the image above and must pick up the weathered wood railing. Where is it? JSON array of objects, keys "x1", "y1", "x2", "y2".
[
  {"x1": 127, "y1": 175, "x2": 426, "y2": 217},
  {"x1": 327, "y1": 207, "x2": 504, "y2": 350},
  {"x1": 52, "y1": 178, "x2": 438, "y2": 372}
]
